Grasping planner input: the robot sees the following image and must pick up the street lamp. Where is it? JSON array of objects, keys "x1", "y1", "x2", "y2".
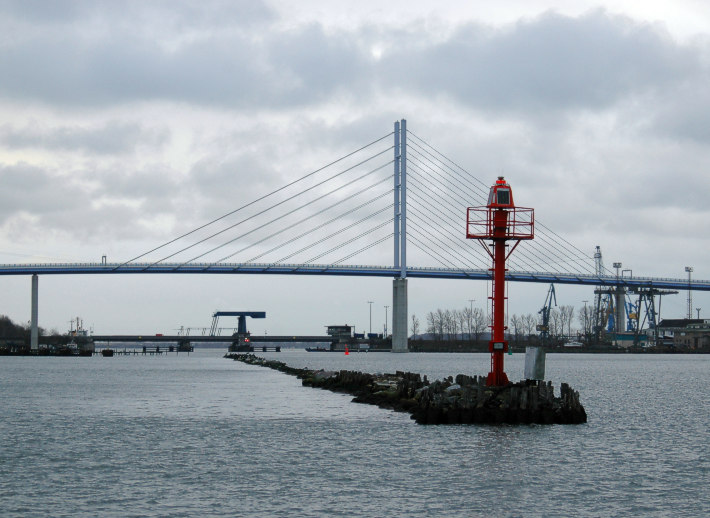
[
  {"x1": 685, "y1": 266, "x2": 693, "y2": 320},
  {"x1": 582, "y1": 300, "x2": 588, "y2": 341},
  {"x1": 367, "y1": 301, "x2": 374, "y2": 334}
]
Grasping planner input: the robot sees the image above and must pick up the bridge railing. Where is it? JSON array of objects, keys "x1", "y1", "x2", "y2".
[{"x1": 1, "y1": 262, "x2": 709, "y2": 290}]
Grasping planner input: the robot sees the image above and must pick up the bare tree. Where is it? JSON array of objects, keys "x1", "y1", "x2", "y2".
[
  {"x1": 577, "y1": 305, "x2": 593, "y2": 340},
  {"x1": 463, "y1": 307, "x2": 473, "y2": 340},
  {"x1": 426, "y1": 311, "x2": 438, "y2": 340},
  {"x1": 443, "y1": 309, "x2": 455, "y2": 340},
  {"x1": 411, "y1": 314, "x2": 420, "y2": 339},
  {"x1": 457, "y1": 309, "x2": 467, "y2": 340},
  {"x1": 472, "y1": 308, "x2": 488, "y2": 342},
  {"x1": 431, "y1": 309, "x2": 446, "y2": 341},
  {"x1": 560, "y1": 305, "x2": 575, "y2": 338},
  {"x1": 550, "y1": 308, "x2": 561, "y2": 338},
  {"x1": 510, "y1": 314, "x2": 522, "y2": 345},
  {"x1": 523, "y1": 313, "x2": 536, "y2": 341}
]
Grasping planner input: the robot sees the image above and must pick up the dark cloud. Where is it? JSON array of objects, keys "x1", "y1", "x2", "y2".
[
  {"x1": 0, "y1": 0, "x2": 84, "y2": 23},
  {"x1": 379, "y1": 10, "x2": 700, "y2": 114},
  {"x1": 0, "y1": 6, "x2": 703, "y2": 117},
  {"x1": 0, "y1": 0, "x2": 274, "y2": 27},
  {"x1": 0, "y1": 163, "x2": 80, "y2": 217},
  {"x1": 0, "y1": 161, "x2": 187, "y2": 242},
  {"x1": 0, "y1": 121, "x2": 169, "y2": 154},
  {"x1": 265, "y1": 23, "x2": 372, "y2": 104}
]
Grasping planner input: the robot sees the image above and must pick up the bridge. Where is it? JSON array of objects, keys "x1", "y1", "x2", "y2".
[{"x1": 3, "y1": 120, "x2": 708, "y2": 350}]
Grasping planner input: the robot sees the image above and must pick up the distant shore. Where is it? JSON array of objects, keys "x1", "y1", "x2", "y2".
[{"x1": 403, "y1": 340, "x2": 710, "y2": 354}]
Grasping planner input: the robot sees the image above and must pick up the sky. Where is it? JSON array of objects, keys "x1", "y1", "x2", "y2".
[{"x1": 0, "y1": 0, "x2": 709, "y2": 336}]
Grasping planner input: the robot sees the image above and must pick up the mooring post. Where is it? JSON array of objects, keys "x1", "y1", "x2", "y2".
[{"x1": 30, "y1": 274, "x2": 39, "y2": 350}]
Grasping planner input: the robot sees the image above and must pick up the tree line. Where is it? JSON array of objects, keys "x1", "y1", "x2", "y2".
[
  {"x1": 0, "y1": 315, "x2": 48, "y2": 341},
  {"x1": 411, "y1": 304, "x2": 595, "y2": 343}
]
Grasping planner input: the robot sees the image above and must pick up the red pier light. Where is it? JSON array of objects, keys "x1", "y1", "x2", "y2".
[{"x1": 466, "y1": 177, "x2": 534, "y2": 386}]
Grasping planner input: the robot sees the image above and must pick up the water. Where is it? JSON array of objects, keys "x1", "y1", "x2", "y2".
[{"x1": 1, "y1": 350, "x2": 708, "y2": 517}]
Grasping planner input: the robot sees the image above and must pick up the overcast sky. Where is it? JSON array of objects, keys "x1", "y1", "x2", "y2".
[{"x1": 0, "y1": 0, "x2": 708, "y2": 335}]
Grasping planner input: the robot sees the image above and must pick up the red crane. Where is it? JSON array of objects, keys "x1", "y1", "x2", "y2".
[{"x1": 467, "y1": 177, "x2": 534, "y2": 386}]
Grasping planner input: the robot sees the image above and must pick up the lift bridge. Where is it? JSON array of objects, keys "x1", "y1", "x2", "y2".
[{"x1": 2, "y1": 120, "x2": 709, "y2": 351}]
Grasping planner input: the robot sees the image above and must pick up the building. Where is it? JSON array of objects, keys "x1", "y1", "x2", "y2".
[
  {"x1": 656, "y1": 319, "x2": 704, "y2": 347},
  {"x1": 673, "y1": 320, "x2": 710, "y2": 350}
]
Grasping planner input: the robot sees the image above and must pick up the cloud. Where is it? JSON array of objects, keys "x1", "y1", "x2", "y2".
[
  {"x1": 0, "y1": 121, "x2": 168, "y2": 154},
  {"x1": 0, "y1": 5, "x2": 706, "y2": 133},
  {"x1": 0, "y1": 161, "x2": 187, "y2": 243},
  {"x1": 378, "y1": 10, "x2": 700, "y2": 114}
]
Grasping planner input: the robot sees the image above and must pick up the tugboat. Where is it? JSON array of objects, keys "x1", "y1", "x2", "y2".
[{"x1": 101, "y1": 348, "x2": 114, "y2": 357}]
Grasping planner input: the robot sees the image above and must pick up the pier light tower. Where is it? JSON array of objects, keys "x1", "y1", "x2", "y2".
[{"x1": 467, "y1": 177, "x2": 534, "y2": 386}]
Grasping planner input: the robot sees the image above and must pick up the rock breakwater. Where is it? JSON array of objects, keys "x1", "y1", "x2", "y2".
[{"x1": 226, "y1": 353, "x2": 587, "y2": 425}]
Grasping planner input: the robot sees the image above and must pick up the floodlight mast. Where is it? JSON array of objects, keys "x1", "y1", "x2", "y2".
[{"x1": 466, "y1": 177, "x2": 534, "y2": 386}]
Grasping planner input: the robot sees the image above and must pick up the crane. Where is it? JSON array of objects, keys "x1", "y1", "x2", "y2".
[{"x1": 537, "y1": 283, "x2": 557, "y2": 345}]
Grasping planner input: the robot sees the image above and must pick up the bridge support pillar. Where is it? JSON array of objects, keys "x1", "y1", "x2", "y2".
[
  {"x1": 615, "y1": 288, "x2": 626, "y2": 333},
  {"x1": 30, "y1": 274, "x2": 39, "y2": 350},
  {"x1": 392, "y1": 278, "x2": 408, "y2": 352}
]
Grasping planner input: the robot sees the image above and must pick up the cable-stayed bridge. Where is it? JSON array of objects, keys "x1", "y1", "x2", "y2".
[{"x1": 3, "y1": 120, "x2": 708, "y2": 350}]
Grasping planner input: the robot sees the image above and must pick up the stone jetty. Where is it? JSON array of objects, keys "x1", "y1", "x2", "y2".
[{"x1": 226, "y1": 353, "x2": 587, "y2": 425}]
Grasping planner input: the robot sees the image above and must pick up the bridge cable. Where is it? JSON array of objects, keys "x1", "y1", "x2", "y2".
[
  {"x1": 407, "y1": 132, "x2": 596, "y2": 274},
  {"x1": 406, "y1": 164, "x2": 520, "y2": 268},
  {"x1": 116, "y1": 132, "x2": 393, "y2": 269},
  {"x1": 407, "y1": 141, "x2": 576, "y2": 272},
  {"x1": 302, "y1": 219, "x2": 393, "y2": 264},
  {"x1": 217, "y1": 184, "x2": 394, "y2": 265},
  {"x1": 277, "y1": 207, "x2": 393, "y2": 264},
  {"x1": 170, "y1": 161, "x2": 394, "y2": 267},
  {"x1": 144, "y1": 154, "x2": 394, "y2": 268},
  {"x1": 333, "y1": 234, "x2": 394, "y2": 265},
  {"x1": 404, "y1": 196, "x2": 483, "y2": 269}
]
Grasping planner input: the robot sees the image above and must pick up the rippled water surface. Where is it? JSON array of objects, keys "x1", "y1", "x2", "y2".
[{"x1": 1, "y1": 350, "x2": 708, "y2": 517}]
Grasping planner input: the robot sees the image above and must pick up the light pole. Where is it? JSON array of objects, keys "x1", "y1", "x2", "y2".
[
  {"x1": 685, "y1": 266, "x2": 693, "y2": 320},
  {"x1": 582, "y1": 300, "x2": 588, "y2": 341},
  {"x1": 384, "y1": 305, "x2": 389, "y2": 336},
  {"x1": 696, "y1": 308, "x2": 701, "y2": 319},
  {"x1": 367, "y1": 301, "x2": 374, "y2": 334}
]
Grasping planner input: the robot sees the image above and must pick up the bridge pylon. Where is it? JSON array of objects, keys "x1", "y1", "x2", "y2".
[{"x1": 391, "y1": 119, "x2": 409, "y2": 352}]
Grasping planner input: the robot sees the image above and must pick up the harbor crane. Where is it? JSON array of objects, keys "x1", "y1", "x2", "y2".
[{"x1": 537, "y1": 283, "x2": 557, "y2": 345}]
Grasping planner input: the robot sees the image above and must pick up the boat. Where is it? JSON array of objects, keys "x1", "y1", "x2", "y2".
[
  {"x1": 101, "y1": 349, "x2": 114, "y2": 357},
  {"x1": 68, "y1": 317, "x2": 95, "y2": 356}
]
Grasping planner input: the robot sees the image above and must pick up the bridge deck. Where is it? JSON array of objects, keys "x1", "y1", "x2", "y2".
[
  {"x1": 0, "y1": 262, "x2": 708, "y2": 291},
  {"x1": 90, "y1": 335, "x2": 333, "y2": 343}
]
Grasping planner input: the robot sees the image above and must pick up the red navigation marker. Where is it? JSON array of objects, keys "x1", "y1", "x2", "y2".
[{"x1": 466, "y1": 177, "x2": 534, "y2": 386}]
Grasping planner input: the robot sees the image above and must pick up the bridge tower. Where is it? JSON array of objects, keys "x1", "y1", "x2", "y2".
[
  {"x1": 467, "y1": 177, "x2": 534, "y2": 386},
  {"x1": 391, "y1": 119, "x2": 408, "y2": 353}
]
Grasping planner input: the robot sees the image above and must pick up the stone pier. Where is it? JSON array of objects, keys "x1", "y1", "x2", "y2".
[{"x1": 227, "y1": 354, "x2": 587, "y2": 425}]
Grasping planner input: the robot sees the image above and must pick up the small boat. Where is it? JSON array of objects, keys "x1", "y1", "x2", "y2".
[{"x1": 101, "y1": 349, "x2": 114, "y2": 357}]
